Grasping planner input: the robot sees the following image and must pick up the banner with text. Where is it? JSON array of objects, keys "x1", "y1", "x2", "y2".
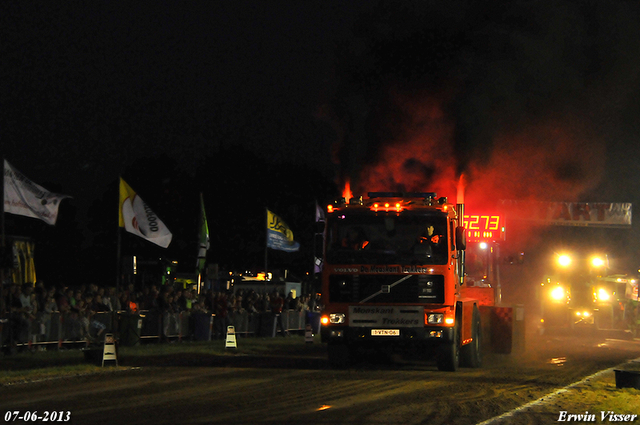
[
  {"x1": 267, "y1": 209, "x2": 300, "y2": 252},
  {"x1": 3, "y1": 159, "x2": 71, "y2": 225},
  {"x1": 498, "y1": 200, "x2": 632, "y2": 227},
  {"x1": 119, "y1": 178, "x2": 172, "y2": 248}
]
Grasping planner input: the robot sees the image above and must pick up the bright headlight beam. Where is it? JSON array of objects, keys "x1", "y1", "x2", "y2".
[
  {"x1": 597, "y1": 288, "x2": 611, "y2": 301},
  {"x1": 550, "y1": 286, "x2": 566, "y2": 301},
  {"x1": 557, "y1": 255, "x2": 571, "y2": 267}
]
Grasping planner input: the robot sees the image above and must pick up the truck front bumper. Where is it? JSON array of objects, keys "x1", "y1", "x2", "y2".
[{"x1": 321, "y1": 325, "x2": 455, "y2": 346}]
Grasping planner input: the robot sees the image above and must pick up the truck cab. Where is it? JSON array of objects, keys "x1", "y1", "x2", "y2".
[{"x1": 319, "y1": 192, "x2": 484, "y2": 371}]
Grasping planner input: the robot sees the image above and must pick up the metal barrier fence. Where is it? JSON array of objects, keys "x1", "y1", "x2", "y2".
[{"x1": 0, "y1": 310, "x2": 322, "y2": 349}]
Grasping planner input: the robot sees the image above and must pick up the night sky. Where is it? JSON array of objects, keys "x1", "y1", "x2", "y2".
[{"x1": 3, "y1": 1, "x2": 640, "y2": 283}]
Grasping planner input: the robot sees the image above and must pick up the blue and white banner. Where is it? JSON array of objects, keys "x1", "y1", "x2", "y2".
[{"x1": 267, "y1": 209, "x2": 300, "y2": 252}]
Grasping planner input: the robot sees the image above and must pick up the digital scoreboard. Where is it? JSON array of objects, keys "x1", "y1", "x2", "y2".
[{"x1": 462, "y1": 214, "x2": 505, "y2": 243}]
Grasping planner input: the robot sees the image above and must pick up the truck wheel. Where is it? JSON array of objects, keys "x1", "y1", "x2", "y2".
[
  {"x1": 461, "y1": 306, "x2": 482, "y2": 368},
  {"x1": 437, "y1": 325, "x2": 460, "y2": 372},
  {"x1": 327, "y1": 342, "x2": 351, "y2": 369}
]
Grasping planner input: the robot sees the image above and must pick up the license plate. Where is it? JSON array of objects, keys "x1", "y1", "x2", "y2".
[{"x1": 371, "y1": 329, "x2": 400, "y2": 336}]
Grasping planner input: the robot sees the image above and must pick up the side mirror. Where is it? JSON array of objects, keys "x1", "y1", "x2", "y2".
[{"x1": 455, "y1": 226, "x2": 467, "y2": 251}]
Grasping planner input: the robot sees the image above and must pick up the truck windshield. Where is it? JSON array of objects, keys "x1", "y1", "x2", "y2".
[{"x1": 325, "y1": 212, "x2": 449, "y2": 265}]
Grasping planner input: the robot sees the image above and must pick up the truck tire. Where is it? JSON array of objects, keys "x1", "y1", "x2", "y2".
[
  {"x1": 327, "y1": 342, "x2": 351, "y2": 369},
  {"x1": 437, "y1": 324, "x2": 460, "y2": 372},
  {"x1": 461, "y1": 306, "x2": 482, "y2": 368}
]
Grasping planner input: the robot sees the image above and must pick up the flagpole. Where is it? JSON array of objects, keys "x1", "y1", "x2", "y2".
[
  {"x1": 197, "y1": 193, "x2": 202, "y2": 294},
  {"x1": 1, "y1": 158, "x2": 5, "y2": 250},
  {"x1": 116, "y1": 178, "x2": 122, "y2": 319},
  {"x1": 116, "y1": 177, "x2": 122, "y2": 296},
  {"x1": 264, "y1": 207, "x2": 268, "y2": 294},
  {"x1": 1, "y1": 158, "x2": 5, "y2": 292},
  {"x1": 312, "y1": 201, "x2": 318, "y2": 292}
]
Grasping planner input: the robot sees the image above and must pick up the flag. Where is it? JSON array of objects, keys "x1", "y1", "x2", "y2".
[
  {"x1": 119, "y1": 178, "x2": 172, "y2": 248},
  {"x1": 314, "y1": 200, "x2": 325, "y2": 273},
  {"x1": 267, "y1": 209, "x2": 300, "y2": 252},
  {"x1": 315, "y1": 200, "x2": 325, "y2": 223},
  {"x1": 196, "y1": 193, "x2": 210, "y2": 275},
  {"x1": 3, "y1": 159, "x2": 71, "y2": 225}
]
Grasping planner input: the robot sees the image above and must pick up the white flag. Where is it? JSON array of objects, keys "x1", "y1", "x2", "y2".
[
  {"x1": 119, "y1": 178, "x2": 172, "y2": 248},
  {"x1": 3, "y1": 160, "x2": 71, "y2": 225}
]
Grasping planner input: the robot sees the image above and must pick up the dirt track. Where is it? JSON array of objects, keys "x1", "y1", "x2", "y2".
[{"x1": 1, "y1": 333, "x2": 639, "y2": 425}]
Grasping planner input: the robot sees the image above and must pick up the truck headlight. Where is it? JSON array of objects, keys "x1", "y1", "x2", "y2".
[
  {"x1": 557, "y1": 255, "x2": 572, "y2": 267},
  {"x1": 329, "y1": 313, "x2": 346, "y2": 324},
  {"x1": 597, "y1": 288, "x2": 610, "y2": 301},
  {"x1": 550, "y1": 286, "x2": 565, "y2": 301},
  {"x1": 427, "y1": 313, "x2": 444, "y2": 324}
]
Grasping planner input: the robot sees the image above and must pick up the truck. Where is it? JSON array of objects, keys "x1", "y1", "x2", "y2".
[
  {"x1": 319, "y1": 192, "x2": 510, "y2": 371},
  {"x1": 592, "y1": 274, "x2": 639, "y2": 334},
  {"x1": 538, "y1": 252, "x2": 610, "y2": 332}
]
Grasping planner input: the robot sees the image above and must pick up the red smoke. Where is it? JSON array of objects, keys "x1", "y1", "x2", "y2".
[
  {"x1": 464, "y1": 121, "x2": 605, "y2": 210},
  {"x1": 348, "y1": 96, "x2": 458, "y2": 201},
  {"x1": 340, "y1": 98, "x2": 604, "y2": 214}
]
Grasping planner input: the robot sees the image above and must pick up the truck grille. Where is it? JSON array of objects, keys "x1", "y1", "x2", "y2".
[{"x1": 329, "y1": 274, "x2": 445, "y2": 304}]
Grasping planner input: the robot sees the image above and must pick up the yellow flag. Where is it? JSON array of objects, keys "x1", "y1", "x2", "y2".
[
  {"x1": 119, "y1": 178, "x2": 172, "y2": 248},
  {"x1": 267, "y1": 209, "x2": 300, "y2": 252}
]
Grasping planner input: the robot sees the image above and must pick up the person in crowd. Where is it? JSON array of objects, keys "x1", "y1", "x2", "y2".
[
  {"x1": 88, "y1": 283, "x2": 99, "y2": 296},
  {"x1": 285, "y1": 291, "x2": 296, "y2": 310},
  {"x1": 127, "y1": 292, "x2": 139, "y2": 313},
  {"x1": 244, "y1": 292, "x2": 259, "y2": 314},
  {"x1": 296, "y1": 295, "x2": 310, "y2": 312},
  {"x1": 12, "y1": 283, "x2": 35, "y2": 344},
  {"x1": 191, "y1": 300, "x2": 206, "y2": 313},
  {"x1": 174, "y1": 290, "x2": 187, "y2": 312},
  {"x1": 86, "y1": 296, "x2": 108, "y2": 340},
  {"x1": 97, "y1": 289, "x2": 113, "y2": 311},
  {"x1": 105, "y1": 286, "x2": 121, "y2": 312},
  {"x1": 141, "y1": 285, "x2": 158, "y2": 311},
  {"x1": 41, "y1": 288, "x2": 59, "y2": 342},
  {"x1": 76, "y1": 299, "x2": 91, "y2": 340},
  {"x1": 310, "y1": 293, "x2": 322, "y2": 312},
  {"x1": 118, "y1": 291, "x2": 130, "y2": 313},
  {"x1": 34, "y1": 281, "x2": 47, "y2": 313},
  {"x1": 260, "y1": 292, "x2": 271, "y2": 313},
  {"x1": 214, "y1": 291, "x2": 229, "y2": 339},
  {"x1": 71, "y1": 289, "x2": 83, "y2": 308},
  {"x1": 91, "y1": 294, "x2": 109, "y2": 313},
  {"x1": 29, "y1": 290, "x2": 40, "y2": 341},
  {"x1": 203, "y1": 290, "x2": 215, "y2": 312},
  {"x1": 66, "y1": 299, "x2": 84, "y2": 341},
  {"x1": 227, "y1": 294, "x2": 237, "y2": 314},
  {"x1": 269, "y1": 290, "x2": 287, "y2": 337},
  {"x1": 157, "y1": 289, "x2": 177, "y2": 340},
  {"x1": 1, "y1": 285, "x2": 8, "y2": 317},
  {"x1": 54, "y1": 285, "x2": 71, "y2": 314},
  {"x1": 195, "y1": 294, "x2": 208, "y2": 313}
]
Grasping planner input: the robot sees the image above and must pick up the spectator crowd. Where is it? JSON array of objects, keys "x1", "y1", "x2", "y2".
[{"x1": 1, "y1": 281, "x2": 323, "y2": 349}]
